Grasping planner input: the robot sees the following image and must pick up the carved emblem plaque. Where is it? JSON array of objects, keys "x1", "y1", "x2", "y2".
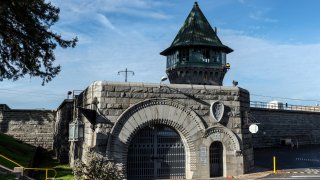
[{"x1": 210, "y1": 101, "x2": 224, "y2": 122}]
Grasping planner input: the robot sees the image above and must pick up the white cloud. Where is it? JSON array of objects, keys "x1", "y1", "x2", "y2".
[
  {"x1": 51, "y1": 0, "x2": 170, "y2": 20},
  {"x1": 3, "y1": 0, "x2": 320, "y2": 109},
  {"x1": 95, "y1": 13, "x2": 116, "y2": 30},
  {"x1": 249, "y1": 13, "x2": 278, "y2": 23},
  {"x1": 113, "y1": 7, "x2": 171, "y2": 19},
  {"x1": 221, "y1": 29, "x2": 320, "y2": 104}
]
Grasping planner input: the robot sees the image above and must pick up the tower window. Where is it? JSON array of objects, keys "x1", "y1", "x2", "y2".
[
  {"x1": 192, "y1": 48, "x2": 202, "y2": 62},
  {"x1": 201, "y1": 48, "x2": 210, "y2": 63},
  {"x1": 180, "y1": 49, "x2": 189, "y2": 61},
  {"x1": 221, "y1": 52, "x2": 226, "y2": 65}
]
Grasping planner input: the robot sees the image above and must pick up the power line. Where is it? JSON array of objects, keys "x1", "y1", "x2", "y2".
[
  {"x1": 1, "y1": 87, "x2": 320, "y2": 103},
  {"x1": 251, "y1": 93, "x2": 320, "y2": 103}
]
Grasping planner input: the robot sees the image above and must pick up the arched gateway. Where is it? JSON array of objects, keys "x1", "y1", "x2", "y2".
[
  {"x1": 105, "y1": 98, "x2": 243, "y2": 179},
  {"x1": 106, "y1": 98, "x2": 206, "y2": 179},
  {"x1": 127, "y1": 125, "x2": 185, "y2": 179}
]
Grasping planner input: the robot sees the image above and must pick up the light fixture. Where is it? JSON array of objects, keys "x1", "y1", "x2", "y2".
[
  {"x1": 226, "y1": 63, "x2": 231, "y2": 70},
  {"x1": 159, "y1": 76, "x2": 168, "y2": 88},
  {"x1": 69, "y1": 107, "x2": 84, "y2": 141},
  {"x1": 67, "y1": 91, "x2": 72, "y2": 99},
  {"x1": 161, "y1": 76, "x2": 168, "y2": 82}
]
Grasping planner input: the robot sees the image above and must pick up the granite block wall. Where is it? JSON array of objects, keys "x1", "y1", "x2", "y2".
[
  {"x1": 72, "y1": 81, "x2": 254, "y2": 176},
  {"x1": 54, "y1": 100, "x2": 73, "y2": 163},
  {"x1": 251, "y1": 108, "x2": 320, "y2": 148},
  {"x1": 0, "y1": 107, "x2": 55, "y2": 150}
]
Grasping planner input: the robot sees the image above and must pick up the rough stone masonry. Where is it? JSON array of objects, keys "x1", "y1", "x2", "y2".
[
  {"x1": 67, "y1": 81, "x2": 253, "y2": 179},
  {"x1": 0, "y1": 105, "x2": 55, "y2": 150}
]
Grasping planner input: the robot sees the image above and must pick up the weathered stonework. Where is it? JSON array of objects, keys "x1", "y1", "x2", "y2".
[
  {"x1": 251, "y1": 107, "x2": 320, "y2": 148},
  {"x1": 54, "y1": 99, "x2": 73, "y2": 163},
  {"x1": 0, "y1": 107, "x2": 55, "y2": 150},
  {"x1": 72, "y1": 81, "x2": 253, "y2": 178}
]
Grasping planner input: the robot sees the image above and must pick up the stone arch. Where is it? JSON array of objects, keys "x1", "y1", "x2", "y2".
[
  {"x1": 204, "y1": 126, "x2": 242, "y2": 177},
  {"x1": 106, "y1": 98, "x2": 206, "y2": 178},
  {"x1": 204, "y1": 126, "x2": 241, "y2": 151}
]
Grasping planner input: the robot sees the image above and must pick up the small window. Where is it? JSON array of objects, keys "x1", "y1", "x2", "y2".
[{"x1": 180, "y1": 49, "x2": 189, "y2": 61}]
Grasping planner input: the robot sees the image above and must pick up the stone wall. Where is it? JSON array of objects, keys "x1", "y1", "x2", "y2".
[
  {"x1": 0, "y1": 106, "x2": 55, "y2": 150},
  {"x1": 54, "y1": 100, "x2": 73, "y2": 163},
  {"x1": 251, "y1": 107, "x2": 320, "y2": 148},
  {"x1": 72, "y1": 81, "x2": 253, "y2": 177}
]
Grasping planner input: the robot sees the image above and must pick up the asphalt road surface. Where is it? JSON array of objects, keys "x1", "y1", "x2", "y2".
[{"x1": 254, "y1": 145, "x2": 320, "y2": 179}]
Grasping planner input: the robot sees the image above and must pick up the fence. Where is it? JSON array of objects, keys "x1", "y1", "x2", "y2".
[
  {"x1": 0, "y1": 153, "x2": 56, "y2": 180},
  {"x1": 250, "y1": 101, "x2": 320, "y2": 112}
]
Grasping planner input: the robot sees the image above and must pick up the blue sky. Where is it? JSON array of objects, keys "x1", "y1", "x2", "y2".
[{"x1": 2, "y1": 0, "x2": 320, "y2": 109}]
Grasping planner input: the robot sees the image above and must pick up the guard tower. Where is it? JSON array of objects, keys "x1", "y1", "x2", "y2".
[{"x1": 160, "y1": 2, "x2": 233, "y2": 85}]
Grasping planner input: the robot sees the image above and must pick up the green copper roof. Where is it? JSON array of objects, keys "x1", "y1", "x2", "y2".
[{"x1": 160, "y1": 2, "x2": 233, "y2": 55}]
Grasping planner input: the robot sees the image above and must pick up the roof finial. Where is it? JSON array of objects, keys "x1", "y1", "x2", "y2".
[{"x1": 194, "y1": 2, "x2": 198, "y2": 7}]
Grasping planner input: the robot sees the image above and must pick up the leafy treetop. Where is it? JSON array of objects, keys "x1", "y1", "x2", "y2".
[{"x1": 0, "y1": 0, "x2": 77, "y2": 85}]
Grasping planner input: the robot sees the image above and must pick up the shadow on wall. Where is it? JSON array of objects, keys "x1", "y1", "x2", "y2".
[
  {"x1": 0, "y1": 109, "x2": 54, "y2": 133},
  {"x1": 0, "y1": 108, "x2": 55, "y2": 151}
]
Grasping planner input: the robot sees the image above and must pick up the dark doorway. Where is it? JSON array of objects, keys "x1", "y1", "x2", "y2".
[
  {"x1": 210, "y1": 141, "x2": 223, "y2": 177},
  {"x1": 127, "y1": 125, "x2": 185, "y2": 179}
]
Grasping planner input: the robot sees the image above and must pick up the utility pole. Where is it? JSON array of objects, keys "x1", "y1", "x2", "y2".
[{"x1": 118, "y1": 68, "x2": 134, "y2": 82}]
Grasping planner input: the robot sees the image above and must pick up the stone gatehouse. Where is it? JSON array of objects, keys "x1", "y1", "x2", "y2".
[
  {"x1": 62, "y1": 2, "x2": 254, "y2": 179},
  {"x1": 2, "y1": 1, "x2": 320, "y2": 179},
  {"x1": 63, "y1": 81, "x2": 253, "y2": 179}
]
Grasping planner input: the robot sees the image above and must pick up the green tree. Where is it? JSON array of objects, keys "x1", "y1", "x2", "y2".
[{"x1": 0, "y1": 0, "x2": 77, "y2": 85}]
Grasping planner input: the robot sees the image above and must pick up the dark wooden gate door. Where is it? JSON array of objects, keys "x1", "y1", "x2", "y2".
[
  {"x1": 127, "y1": 125, "x2": 185, "y2": 179},
  {"x1": 210, "y1": 141, "x2": 223, "y2": 177}
]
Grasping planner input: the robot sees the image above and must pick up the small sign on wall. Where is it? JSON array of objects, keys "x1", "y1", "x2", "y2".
[
  {"x1": 213, "y1": 133, "x2": 221, "y2": 141},
  {"x1": 200, "y1": 146, "x2": 207, "y2": 164}
]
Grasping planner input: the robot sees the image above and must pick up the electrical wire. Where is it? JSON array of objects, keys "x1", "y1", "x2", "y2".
[{"x1": 251, "y1": 93, "x2": 320, "y2": 103}]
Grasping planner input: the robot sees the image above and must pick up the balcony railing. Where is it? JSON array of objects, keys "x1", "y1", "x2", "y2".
[
  {"x1": 250, "y1": 101, "x2": 320, "y2": 112},
  {"x1": 167, "y1": 60, "x2": 224, "y2": 70}
]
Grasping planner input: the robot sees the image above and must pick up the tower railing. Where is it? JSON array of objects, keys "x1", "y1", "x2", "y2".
[
  {"x1": 167, "y1": 60, "x2": 225, "y2": 69},
  {"x1": 250, "y1": 101, "x2": 320, "y2": 112}
]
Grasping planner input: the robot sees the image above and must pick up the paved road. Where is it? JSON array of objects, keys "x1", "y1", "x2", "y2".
[
  {"x1": 253, "y1": 145, "x2": 320, "y2": 179},
  {"x1": 255, "y1": 145, "x2": 320, "y2": 169},
  {"x1": 264, "y1": 169, "x2": 320, "y2": 179}
]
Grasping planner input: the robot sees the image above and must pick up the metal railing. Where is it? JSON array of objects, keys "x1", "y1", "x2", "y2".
[
  {"x1": 250, "y1": 101, "x2": 320, "y2": 112},
  {"x1": 0, "y1": 153, "x2": 56, "y2": 180}
]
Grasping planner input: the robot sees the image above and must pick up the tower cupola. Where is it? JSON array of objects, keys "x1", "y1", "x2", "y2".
[{"x1": 160, "y1": 2, "x2": 233, "y2": 85}]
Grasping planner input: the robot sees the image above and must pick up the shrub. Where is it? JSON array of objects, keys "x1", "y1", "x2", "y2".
[{"x1": 73, "y1": 152, "x2": 123, "y2": 180}]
